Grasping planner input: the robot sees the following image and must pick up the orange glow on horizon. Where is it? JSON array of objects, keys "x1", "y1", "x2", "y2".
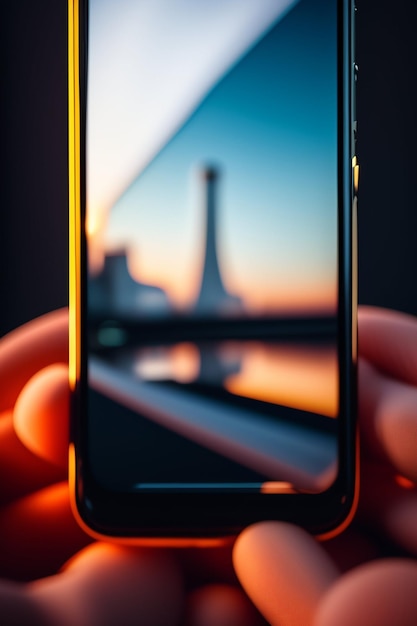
[
  {"x1": 129, "y1": 243, "x2": 337, "y2": 312},
  {"x1": 232, "y1": 280, "x2": 337, "y2": 317},
  {"x1": 88, "y1": 210, "x2": 333, "y2": 311},
  {"x1": 85, "y1": 194, "x2": 337, "y2": 313}
]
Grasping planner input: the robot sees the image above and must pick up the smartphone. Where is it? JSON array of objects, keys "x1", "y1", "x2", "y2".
[{"x1": 69, "y1": 0, "x2": 358, "y2": 542}]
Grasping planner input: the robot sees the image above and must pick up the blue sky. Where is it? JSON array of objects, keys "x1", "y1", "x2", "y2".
[{"x1": 92, "y1": 0, "x2": 338, "y2": 314}]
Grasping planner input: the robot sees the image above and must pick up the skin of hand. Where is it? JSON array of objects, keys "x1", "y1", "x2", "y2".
[
  {"x1": 0, "y1": 310, "x2": 264, "y2": 626},
  {"x1": 0, "y1": 306, "x2": 416, "y2": 625},
  {"x1": 233, "y1": 306, "x2": 417, "y2": 626}
]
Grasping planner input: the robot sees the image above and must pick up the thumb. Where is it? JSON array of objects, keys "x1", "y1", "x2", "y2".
[
  {"x1": 233, "y1": 522, "x2": 339, "y2": 626},
  {"x1": 13, "y1": 364, "x2": 69, "y2": 470}
]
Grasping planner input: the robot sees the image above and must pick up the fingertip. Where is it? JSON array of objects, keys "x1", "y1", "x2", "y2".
[
  {"x1": 234, "y1": 522, "x2": 339, "y2": 626},
  {"x1": 314, "y1": 559, "x2": 417, "y2": 626},
  {"x1": 13, "y1": 364, "x2": 69, "y2": 469},
  {"x1": 0, "y1": 308, "x2": 68, "y2": 413},
  {"x1": 383, "y1": 491, "x2": 417, "y2": 556},
  {"x1": 376, "y1": 385, "x2": 417, "y2": 483},
  {"x1": 359, "y1": 357, "x2": 417, "y2": 482},
  {"x1": 358, "y1": 307, "x2": 417, "y2": 387},
  {"x1": 358, "y1": 357, "x2": 384, "y2": 457},
  {"x1": 31, "y1": 543, "x2": 184, "y2": 626}
]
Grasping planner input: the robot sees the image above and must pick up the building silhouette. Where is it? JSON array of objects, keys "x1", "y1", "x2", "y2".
[
  {"x1": 194, "y1": 166, "x2": 242, "y2": 315},
  {"x1": 89, "y1": 250, "x2": 171, "y2": 316}
]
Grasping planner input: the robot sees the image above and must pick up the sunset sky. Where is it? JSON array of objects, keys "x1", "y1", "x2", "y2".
[{"x1": 87, "y1": 0, "x2": 338, "y2": 316}]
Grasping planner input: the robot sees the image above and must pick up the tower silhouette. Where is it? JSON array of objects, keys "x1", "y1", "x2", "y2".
[{"x1": 195, "y1": 166, "x2": 241, "y2": 315}]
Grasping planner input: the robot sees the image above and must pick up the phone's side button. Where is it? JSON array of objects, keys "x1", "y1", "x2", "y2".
[
  {"x1": 353, "y1": 162, "x2": 360, "y2": 194},
  {"x1": 352, "y1": 156, "x2": 359, "y2": 195}
]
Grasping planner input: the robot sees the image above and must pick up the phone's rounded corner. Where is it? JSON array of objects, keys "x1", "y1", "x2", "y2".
[
  {"x1": 68, "y1": 443, "x2": 234, "y2": 547},
  {"x1": 316, "y1": 428, "x2": 360, "y2": 542},
  {"x1": 68, "y1": 442, "x2": 102, "y2": 543}
]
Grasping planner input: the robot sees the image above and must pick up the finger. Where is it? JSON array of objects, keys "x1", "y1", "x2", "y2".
[
  {"x1": 233, "y1": 522, "x2": 339, "y2": 626},
  {"x1": 0, "y1": 411, "x2": 64, "y2": 506},
  {"x1": 0, "y1": 482, "x2": 90, "y2": 581},
  {"x1": 358, "y1": 306, "x2": 417, "y2": 386},
  {"x1": 13, "y1": 364, "x2": 69, "y2": 469},
  {"x1": 359, "y1": 358, "x2": 417, "y2": 482},
  {"x1": 359, "y1": 461, "x2": 417, "y2": 556},
  {"x1": 314, "y1": 559, "x2": 417, "y2": 626},
  {"x1": 185, "y1": 584, "x2": 266, "y2": 626},
  {"x1": 0, "y1": 309, "x2": 68, "y2": 414},
  {"x1": 28, "y1": 543, "x2": 183, "y2": 626},
  {"x1": 0, "y1": 580, "x2": 46, "y2": 626},
  {"x1": 382, "y1": 488, "x2": 417, "y2": 556}
]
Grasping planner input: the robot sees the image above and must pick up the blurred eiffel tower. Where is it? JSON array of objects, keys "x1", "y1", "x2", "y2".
[{"x1": 195, "y1": 166, "x2": 242, "y2": 315}]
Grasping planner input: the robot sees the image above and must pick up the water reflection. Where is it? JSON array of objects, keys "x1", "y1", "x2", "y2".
[
  {"x1": 116, "y1": 340, "x2": 337, "y2": 418},
  {"x1": 89, "y1": 337, "x2": 338, "y2": 492},
  {"x1": 223, "y1": 342, "x2": 338, "y2": 417}
]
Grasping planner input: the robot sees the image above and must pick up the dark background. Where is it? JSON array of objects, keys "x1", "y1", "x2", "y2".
[{"x1": 1, "y1": 0, "x2": 416, "y2": 337}]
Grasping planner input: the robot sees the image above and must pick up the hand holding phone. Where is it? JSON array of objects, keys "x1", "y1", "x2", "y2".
[{"x1": 1, "y1": 307, "x2": 417, "y2": 623}]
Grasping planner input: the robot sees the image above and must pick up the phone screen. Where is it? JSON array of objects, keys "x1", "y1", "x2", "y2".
[{"x1": 85, "y1": 0, "x2": 341, "y2": 496}]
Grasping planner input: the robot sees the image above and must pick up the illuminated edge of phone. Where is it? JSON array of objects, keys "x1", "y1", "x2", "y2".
[{"x1": 68, "y1": 0, "x2": 359, "y2": 543}]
